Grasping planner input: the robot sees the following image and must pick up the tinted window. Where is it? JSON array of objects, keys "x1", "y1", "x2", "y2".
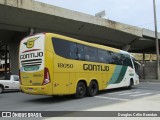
[
  {"x1": 53, "y1": 38, "x2": 86, "y2": 60},
  {"x1": 98, "y1": 49, "x2": 109, "y2": 63},
  {"x1": 52, "y1": 38, "x2": 71, "y2": 59},
  {"x1": 113, "y1": 53, "x2": 124, "y2": 65},
  {"x1": 123, "y1": 54, "x2": 133, "y2": 68},
  {"x1": 84, "y1": 46, "x2": 98, "y2": 62},
  {"x1": 77, "y1": 44, "x2": 84, "y2": 60},
  {"x1": 70, "y1": 42, "x2": 78, "y2": 60},
  {"x1": 52, "y1": 38, "x2": 133, "y2": 67},
  {"x1": 134, "y1": 62, "x2": 139, "y2": 74},
  {"x1": 108, "y1": 51, "x2": 115, "y2": 64}
]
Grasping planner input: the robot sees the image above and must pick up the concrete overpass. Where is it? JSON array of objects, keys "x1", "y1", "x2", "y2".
[{"x1": 0, "y1": 0, "x2": 160, "y2": 75}]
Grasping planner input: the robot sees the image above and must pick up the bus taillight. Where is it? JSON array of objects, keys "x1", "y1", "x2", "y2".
[{"x1": 42, "y1": 67, "x2": 50, "y2": 85}]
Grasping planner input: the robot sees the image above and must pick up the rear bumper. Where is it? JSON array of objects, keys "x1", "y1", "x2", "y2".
[{"x1": 20, "y1": 84, "x2": 52, "y2": 95}]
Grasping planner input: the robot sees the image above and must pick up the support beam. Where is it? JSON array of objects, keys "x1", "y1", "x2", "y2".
[
  {"x1": 29, "y1": 28, "x2": 34, "y2": 35},
  {"x1": 122, "y1": 44, "x2": 131, "y2": 51},
  {"x1": 153, "y1": 0, "x2": 160, "y2": 80},
  {"x1": 143, "y1": 53, "x2": 145, "y2": 80},
  {"x1": 4, "y1": 43, "x2": 8, "y2": 79}
]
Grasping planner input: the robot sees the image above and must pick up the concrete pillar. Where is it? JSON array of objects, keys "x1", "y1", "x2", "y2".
[
  {"x1": 122, "y1": 44, "x2": 131, "y2": 51},
  {"x1": 8, "y1": 33, "x2": 26, "y2": 75},
  {"x1": 142, "y1": 53, "x2": 145, "y2": 80},
  {"x1": 9, "y1": 42, "x2": 19, "y2": 75}
]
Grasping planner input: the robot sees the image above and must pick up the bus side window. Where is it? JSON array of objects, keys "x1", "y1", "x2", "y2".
[
  {"x1": 98, "y1": 49, "x2": 109, "y2": 63},
  {"x1": 120, "y1": 54, "x2": 126, "y2": 65},
  {"x1": 108, "y1": 51, "x2": 115, "y2": 64},
  {"x1": 77, "y1": 44, "x2": 85, "y2": 60},
  {"x1": 134, "y1": 62, "x2": 139, "y2": 74},
  {"x1": 52, "y1": 38, "x2": 71, "y2": 59},
  {"x1": 114, "y1": 53, "x2": 123, "y2": 65},
  {"x1": 123, "y1": 55, "x2": 133, "y2": 68},
  {"x1": 84, "y1": 46, "x2": 98, "y2": 62},
  {"x1": 69, "y1": 43, "x2": 78, "y2": 60},
  {"x1": 113, "y1": 53, "x2": 118, "y2": 65}
]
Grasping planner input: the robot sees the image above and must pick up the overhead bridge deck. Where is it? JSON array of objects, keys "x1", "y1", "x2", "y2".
[{"x1": 0, "y1": 0, "x2": 159, "y2": 74}]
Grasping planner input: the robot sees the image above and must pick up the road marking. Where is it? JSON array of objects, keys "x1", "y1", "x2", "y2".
[
  {"x1": 130, "y1": 93, "x2": 153, "y2": 97},
  {"x1": 139, "y1": 87, "x2": 148, "y2": 88},
  {"x1": 95, "y1": 96, "x2": 129, "y2": 101},
  {"x1": 119, "y1": 92, "x2": 140, "y2": 95},
  {"x1": 147, "y1": 82, "x2": 160, "y2": 85},
  {"x1": 106, "y1": 90, "x2": 132, "y2": 95}
]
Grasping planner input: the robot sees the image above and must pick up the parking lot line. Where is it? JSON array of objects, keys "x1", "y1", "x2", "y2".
[
  {"x1": 94, "y1": 96, "x2": 130, "y2": 101},
  {"x1": 106, "y1": 90, "x2": 132, "y2": 95},
  {"x1": 118, "y1": 92, "x2": 140, "y2": 95},
  {"x1": 130, "y1": 93, "x2": 153, "y2": 97},
  {"x1": 138, "y1": 87, "x2": 148, "y2": 88}
]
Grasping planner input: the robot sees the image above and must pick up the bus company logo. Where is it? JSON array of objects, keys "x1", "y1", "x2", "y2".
[{"x1": 24, "y1": 37, "x2": 39, "y2": 49}]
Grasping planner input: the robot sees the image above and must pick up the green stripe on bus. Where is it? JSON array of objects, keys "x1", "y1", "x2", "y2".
[
  {"x1": 109, "y1": 66, "x2": 122, "y2": 84},
  {"x1": 115, "y1": 66, "x2": 128, "y2": 83}
]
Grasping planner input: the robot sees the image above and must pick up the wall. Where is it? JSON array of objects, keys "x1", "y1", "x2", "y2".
[
  {"x1": 8, "y1": 32, "x2": 26, "y2": 75},
  {"x1": 139, "y1": 61, "x2": 157, "y2": 79}
]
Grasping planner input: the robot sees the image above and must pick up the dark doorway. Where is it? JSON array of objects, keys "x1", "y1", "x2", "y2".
[{"x1": 0, "y1": 41, "x2": 10, "y2": 80}]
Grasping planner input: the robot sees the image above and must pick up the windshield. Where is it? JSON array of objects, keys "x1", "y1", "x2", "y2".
[{"x1": 134, "y1": 61, "x2": 140, "y2": 74}]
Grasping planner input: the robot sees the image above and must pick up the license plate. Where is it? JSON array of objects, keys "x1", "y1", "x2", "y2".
[{"x1": 28, "y1": 88, "x2": 33, "y2": 91}]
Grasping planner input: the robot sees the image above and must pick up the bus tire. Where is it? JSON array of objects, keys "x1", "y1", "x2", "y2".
[
  {"x1": 128, "y1": 79, "x2": 133, "y2": 89},
  {"x1": 87, "y1": 81, "x2": 98, "y2": 97},
  {"x1": 0, "y1": 86, "x2": 3, "y2": 94},
  {"x1": 75, "y1": 81, "x2": 86, "y2": 99}
]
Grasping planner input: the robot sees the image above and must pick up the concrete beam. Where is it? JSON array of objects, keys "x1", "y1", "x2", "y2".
[
  {"x1": 0, "y1": 0, "x2": 159, "y2": 53},
  {"x1": 143, "y1": 29, "x2": 160, "y2": 39},
  {"x1": 0, "y1": 0, "x2": 142, "y2": 37}
]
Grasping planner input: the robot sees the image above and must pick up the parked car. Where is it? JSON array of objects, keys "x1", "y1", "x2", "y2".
[{"x1": 0, "y1": 75, "x2": 20, "y2": 93}]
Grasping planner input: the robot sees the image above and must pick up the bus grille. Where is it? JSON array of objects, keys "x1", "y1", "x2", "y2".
[{"x1": 21, "y1": 59, "x2": 42, "y2": 67}]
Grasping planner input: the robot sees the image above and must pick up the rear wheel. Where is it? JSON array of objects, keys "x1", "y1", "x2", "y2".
[
  {"x1": 0, "y1": 86, "x2": 3, "y2": 94},
  {"x1": 75, "y1": 82, "x2": 86, "y2": 99},
  {"x1": 87, "y1": 81, "x2": 98, "y2": 97}
]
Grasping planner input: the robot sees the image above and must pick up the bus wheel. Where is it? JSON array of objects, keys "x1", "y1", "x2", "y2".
[
  {"x1": 75, "y1": 82, "x2": 86, "y2": 99},
  {"x1": 128, "y1": 79, "x2": 133, "y2": 89},
  {"x1": 87, "y1": 81, "x2": 98, "y2": 97},
  {"x1": 0, "y1": 86, "x2": 3, "y2": 94}
]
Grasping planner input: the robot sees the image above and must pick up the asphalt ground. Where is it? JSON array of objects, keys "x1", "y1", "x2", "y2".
[
  {"x1": 0, "y1": 81, "x2": 160, "y2": 120},
  {"x1": 0, "y1": 81, "x2": 160, "y2": 111}
]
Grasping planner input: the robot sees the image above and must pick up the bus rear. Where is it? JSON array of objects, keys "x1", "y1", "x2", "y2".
[{"x1": 19, "y1": 33, "x2": 53, "y2": 95}]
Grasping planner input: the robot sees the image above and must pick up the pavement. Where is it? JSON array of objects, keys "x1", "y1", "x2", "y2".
[
  {"x1": 0, "y1": 81, "x2": 160, "y2": 120},
  {"x1": 87, "y1": 94, "x2": 160, "y2": 111},
  {"x1": 43, "y1": 94, "x2": 160, "y2": 120},
  {"x1": 43, "y1": 81, "x2": 160, "y2": 120}
]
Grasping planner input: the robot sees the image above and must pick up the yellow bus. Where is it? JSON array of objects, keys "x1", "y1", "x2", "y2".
[{"x1": 19, "y1": 33, "x2": 139, "y2": 98}]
